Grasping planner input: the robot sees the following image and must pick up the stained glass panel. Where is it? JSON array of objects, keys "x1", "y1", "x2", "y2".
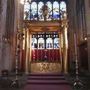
[
  {"x1": 32, "y1": 38, "x2": 37, "y2": 48},
  {"x1": 31, "y1": 2, "x2": 37, "y2": 20},
  {"x1": 46, "y1": 38, "x2": 53, "y2": 49},
  {"x1": 24, "y1": 2, "x2": 30, "y2": 20},
  {"x1": 23, "y1": 1, "x2": 67, "y2": 21},
  {"x1": 54, "y1": 38, "x2": 59, "y2": 48},
  {"x1": 38, "y1": 2, "x2": 44, "y2": 21},
  {"x1": 53, "y1": 1, "x2": 59, "y2": 20},
  {"x1": 46, "y1": 1, "x2": 52, "y2": 21},
  {"x1": 38, "y1": 38, "x2": 45, "y2": 49},
  {"x1": 60, "y1": 1, "x2": 67, "y2": 19},
  {"x1": 60, "y1": 1, "x2": 66, "y2": 11}
]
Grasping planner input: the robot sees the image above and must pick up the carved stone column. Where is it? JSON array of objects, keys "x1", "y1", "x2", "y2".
[
  {"x1": 63, "y1": 27, "x2": 68, "y2": 73},
  {"x1": 85, "y1": 0, "x2": 90, "y2": 72},
  {"x1": 59, "y1": 32, "x2": 63, "y2": 72},
  {"x1": 25, "y1": 29, "x2": 29, "y2": 74},
  {"x1": 87, "y1": 35, "x2": 90, "y2": 72},
  {"x1": 29, "y1": 32, "x2": 32, "y2": 72},
  {"x1": 0, "y1": 0, "x2": 8, "y2": 72}
]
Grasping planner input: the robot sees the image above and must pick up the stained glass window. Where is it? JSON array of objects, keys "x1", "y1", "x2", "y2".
[
  {"x1": 38, "y1": 2, "x2": 44, "y2": 21},
  {"x1": 54, "y1": 38, "x2": 59, "y2": 48},
  {"x1": 31, "y1": 2, "x2": 37, "y2": 20},
  {"x1": 60, "y1": 1, "x2": 66, "y2": 11},
  {"x1": 31, "y1": 32, "x2": 60, "y2": 49},
  {"x1": 23, "y1": 1, "x2": 67, "y2": 21},
  {"x1": 60, "y1": 1, "x2": 67, "y2": 19},
  {"x1": 53, "y1": 1, "x2": 59, "y2": 20},
  {"x1": 24, "y1": 2, "x2": 30, "y2": 20},
  {"x1": 38, "y1": 38, "x2": 45, "y2": 49},
  {"x1": 32, "y1": 38, "x2": 37, "y2": 48},
  {"x1": 46, "y1": 1, "x2": 52, "y2": 21},
  {"x1": 46, "y1": 38, "x2": 53, "y2": 49}
]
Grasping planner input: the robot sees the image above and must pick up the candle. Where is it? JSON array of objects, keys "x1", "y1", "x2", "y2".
[{"x1": 74, "y1": 33, "x2": 77, "y2": 56}]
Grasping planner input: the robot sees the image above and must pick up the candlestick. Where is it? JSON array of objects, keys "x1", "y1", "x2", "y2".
[
  {"x1": 10, "y1": 30, "x2": 24, "y2": 88},
  {"x1": 73, "y1": 33, "x2": 83, "y2": 89}
]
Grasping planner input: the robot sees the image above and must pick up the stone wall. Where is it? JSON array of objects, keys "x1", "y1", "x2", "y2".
[
  {"x1": 0, "y1": 0, "x2": 19, "y2": 73},
  {"x1": 68, "y1": 0, "x2": 90, "y2": 72},
  {"x1": 67, "y1": 0, "x2": 77, "y2": 72},
  {"x1": 0, "y1": 0, "x2": 7, "y2": 74},
  {"x1": 85, "y1": 0, "x2": 90, "y2": 72}
]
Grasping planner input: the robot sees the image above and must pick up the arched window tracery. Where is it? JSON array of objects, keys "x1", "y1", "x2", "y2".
[{"x1": 23, "y1": 1, "x2": 67, "y2": 21}]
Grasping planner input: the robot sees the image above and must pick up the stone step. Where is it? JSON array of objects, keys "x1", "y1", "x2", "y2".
[
  {"x1": 27, "y1": 80, "x2": 69, "y2": 85},
  {"x1": 28, "y1": 76, "x2": 65, "y2": 80},
  {"x1": 28, "y1": 77, "x2": 65, "y2": 80},
  {"x1": 28, "y1": 73, "x2": 63, "y2": 76}
]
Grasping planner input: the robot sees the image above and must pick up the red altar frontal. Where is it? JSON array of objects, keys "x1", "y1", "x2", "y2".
[
  {"x1": 31, "y1": 49, "x2": 60, "y2": 62},
  {"x1": 21, "y1": 49, "x2": 61, "y2": 73},
  {"x1": 30, "y1": 49, "x2": 61, "y2": 73}
]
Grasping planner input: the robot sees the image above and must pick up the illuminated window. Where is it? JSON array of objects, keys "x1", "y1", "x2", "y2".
[
  {"x1": 31, "y1": 32, "x2": 60, "y2": 49},
  {"x1": 38, "y1": 2, "x2": 44, "y2": 21},
  {"x1": 53, "y1": 1, "x2": 59, "y2": 20},
  {"x1": 46, "y1": 38, "x2": 53, "y2": 49},
  {"x1": 23, "y1": 1, "x2": 67, "y2": 21},
  {"x1": 54, "y1": 38, "x2": 59, "y2": 49},
  {"x1": 60, "y1": 1, "x2": 66, "y2": 11},
  {"x1": 60, "y1": 1, "x2": 67, "y2": 19},
  {"x1": 24, "y1": 2, "x2": 30, "y2": 20},
  {"x1": 38, "y1": 38, "x2": 45, "y2": 49},
  {"x1": 31, "y1": 2, "x2": 37, "y2": 20},
  {"x1": 32, "y1": 38, "x2": 37, "y2": 49},
  {"x1": 46, "y1": 1, "x2": 52, "y2": 21}
]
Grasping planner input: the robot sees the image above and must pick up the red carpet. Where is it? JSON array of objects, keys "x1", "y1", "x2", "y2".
[{"x1": 23, "y1": 73, "x2": 72, "y2": 90}]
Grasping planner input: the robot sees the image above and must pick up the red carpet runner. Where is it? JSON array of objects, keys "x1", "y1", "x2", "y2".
[{"x1": 23, "y1": 73, "x2": 72, "y2": 90}]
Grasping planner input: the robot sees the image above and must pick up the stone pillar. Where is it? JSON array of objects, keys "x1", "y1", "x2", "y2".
[
  {"x1": 13, "y1": 0, "x2": 24, "y2": 72},
  {"x1": 85, "y1": 0, "x2": 90, "y2": 72},
  {"x1": 25, "y1": 29, "x2": 29, "y2": 74},
  {"x1": 63, "y1": 26, "x2": 68, "y2": 74},
  {"x1": 29, "y1": 32, "x2": 32, "y2": 72},
  {"x1": 0, "y1": 0, "x2": 7, "y2": 74},
  {"x1": 59, "y1": 32, "x2": 63, "y2": 72}
]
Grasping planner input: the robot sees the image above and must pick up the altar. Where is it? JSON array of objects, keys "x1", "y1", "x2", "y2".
[{"x1": 30, "y1": 62, "x2": 61, "y2": 73}]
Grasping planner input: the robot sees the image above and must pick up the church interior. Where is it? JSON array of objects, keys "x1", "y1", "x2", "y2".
[{"x1": 0, "y1": 0, "x2": 90, "y2": 90}]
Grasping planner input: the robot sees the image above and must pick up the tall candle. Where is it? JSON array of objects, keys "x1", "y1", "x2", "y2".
[{"x1": 74, "y1": 33, "x2": 77, "y2": 56}]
